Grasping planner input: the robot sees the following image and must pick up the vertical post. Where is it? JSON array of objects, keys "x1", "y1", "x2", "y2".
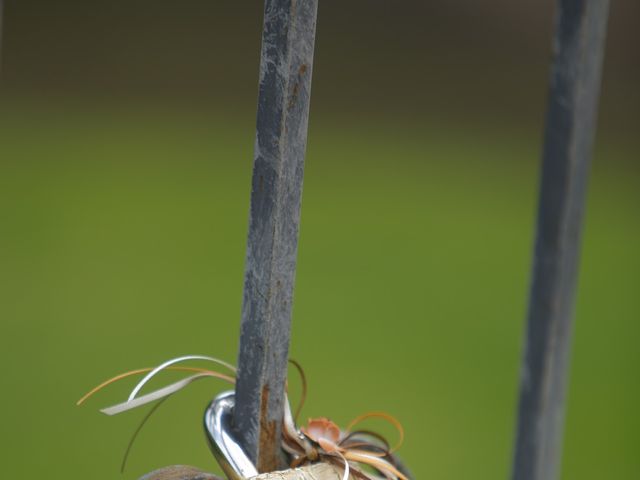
[
  {"x1": 0, "y1": 0, "x2": 4, "y2": 73},
  {"x1": 234, "y1": 0, "x2": 318, "y2": 473},
  {"x1": 512, "y1": 2, "x2": 609, "y2": 480}
]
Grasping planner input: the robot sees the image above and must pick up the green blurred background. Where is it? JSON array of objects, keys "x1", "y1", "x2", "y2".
[{"x1": 0, "y1": 1, "x2": 638, "y2": 479}]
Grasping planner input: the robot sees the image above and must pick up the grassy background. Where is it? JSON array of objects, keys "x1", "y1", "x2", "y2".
[{"x1": 0, "y1": 98, "x2": 638, "y2": 479}]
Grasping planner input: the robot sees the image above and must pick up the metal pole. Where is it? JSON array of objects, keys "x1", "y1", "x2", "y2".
[
  {"x1": 512, "y1": 2, "x2": 609, "y2": 480},
  {"x1": 0, "y1": 0, "x2": 4, "y2": 75},
  {"x1": 234, "y1": 0, "x2": 318, "y2": 473}
]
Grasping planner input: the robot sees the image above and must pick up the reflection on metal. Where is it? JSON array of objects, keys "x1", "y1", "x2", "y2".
[
  {"x1": 512, "y1": 2, "x2": 610, "y2": 480},
  {"x1": 234, "y1": 0, "x2": 319, "y2": 473},
  {"x1": 205, "y1": 391, "x2": 260, "y2": 480}
]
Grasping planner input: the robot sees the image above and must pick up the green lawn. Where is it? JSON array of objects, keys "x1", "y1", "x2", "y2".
[{"x1": 1, "y1": 101, "x2": 638, "y2": 479}]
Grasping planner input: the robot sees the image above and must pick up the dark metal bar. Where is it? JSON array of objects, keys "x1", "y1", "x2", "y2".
[
  {"x1": 234, "y1": 0, "x2": 318, "y2": 473},
  {"x1": 512, "y1": 2, "x2": 609, "y2": 480},
  {"x1": 0, "y1": 0, "x2": 4, "y2": 74}
]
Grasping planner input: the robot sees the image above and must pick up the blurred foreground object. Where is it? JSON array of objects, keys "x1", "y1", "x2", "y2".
[
  {"x1": 139, "y1": 463, "x2": 351, "y2": 480},
  {"x1": 139, "y1": 466, "x2": 223, "y2": 480}
]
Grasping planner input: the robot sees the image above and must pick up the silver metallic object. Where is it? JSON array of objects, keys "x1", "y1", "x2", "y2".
[{"x1": 205, "y1": 391, "x2": 260, "y2": 480}]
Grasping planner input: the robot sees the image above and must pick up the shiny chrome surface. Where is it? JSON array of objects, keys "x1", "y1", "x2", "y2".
[{"x1": 205, "y1": 391, "x2": 259, "y2": 480}]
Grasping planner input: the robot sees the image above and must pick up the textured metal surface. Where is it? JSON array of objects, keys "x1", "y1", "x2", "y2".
[
  {"x1": 512, "y1": 2, "x2": 609, "y2": 480},
  {"x1": 234, "y1": 0, "x2": 318, "y2": 473}
]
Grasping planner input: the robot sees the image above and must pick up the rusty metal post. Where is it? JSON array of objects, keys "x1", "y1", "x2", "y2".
[
  {"x1": 234, "y1": 0, "x2": 318, "y2": 473},
  {"x1": 512, "y1": 2, "x2": 609, "y2": 480}
]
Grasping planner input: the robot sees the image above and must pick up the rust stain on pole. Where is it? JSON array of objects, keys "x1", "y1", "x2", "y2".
[{"x1": 234, "y1": 0, "x2": 318, "y2": 472}]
